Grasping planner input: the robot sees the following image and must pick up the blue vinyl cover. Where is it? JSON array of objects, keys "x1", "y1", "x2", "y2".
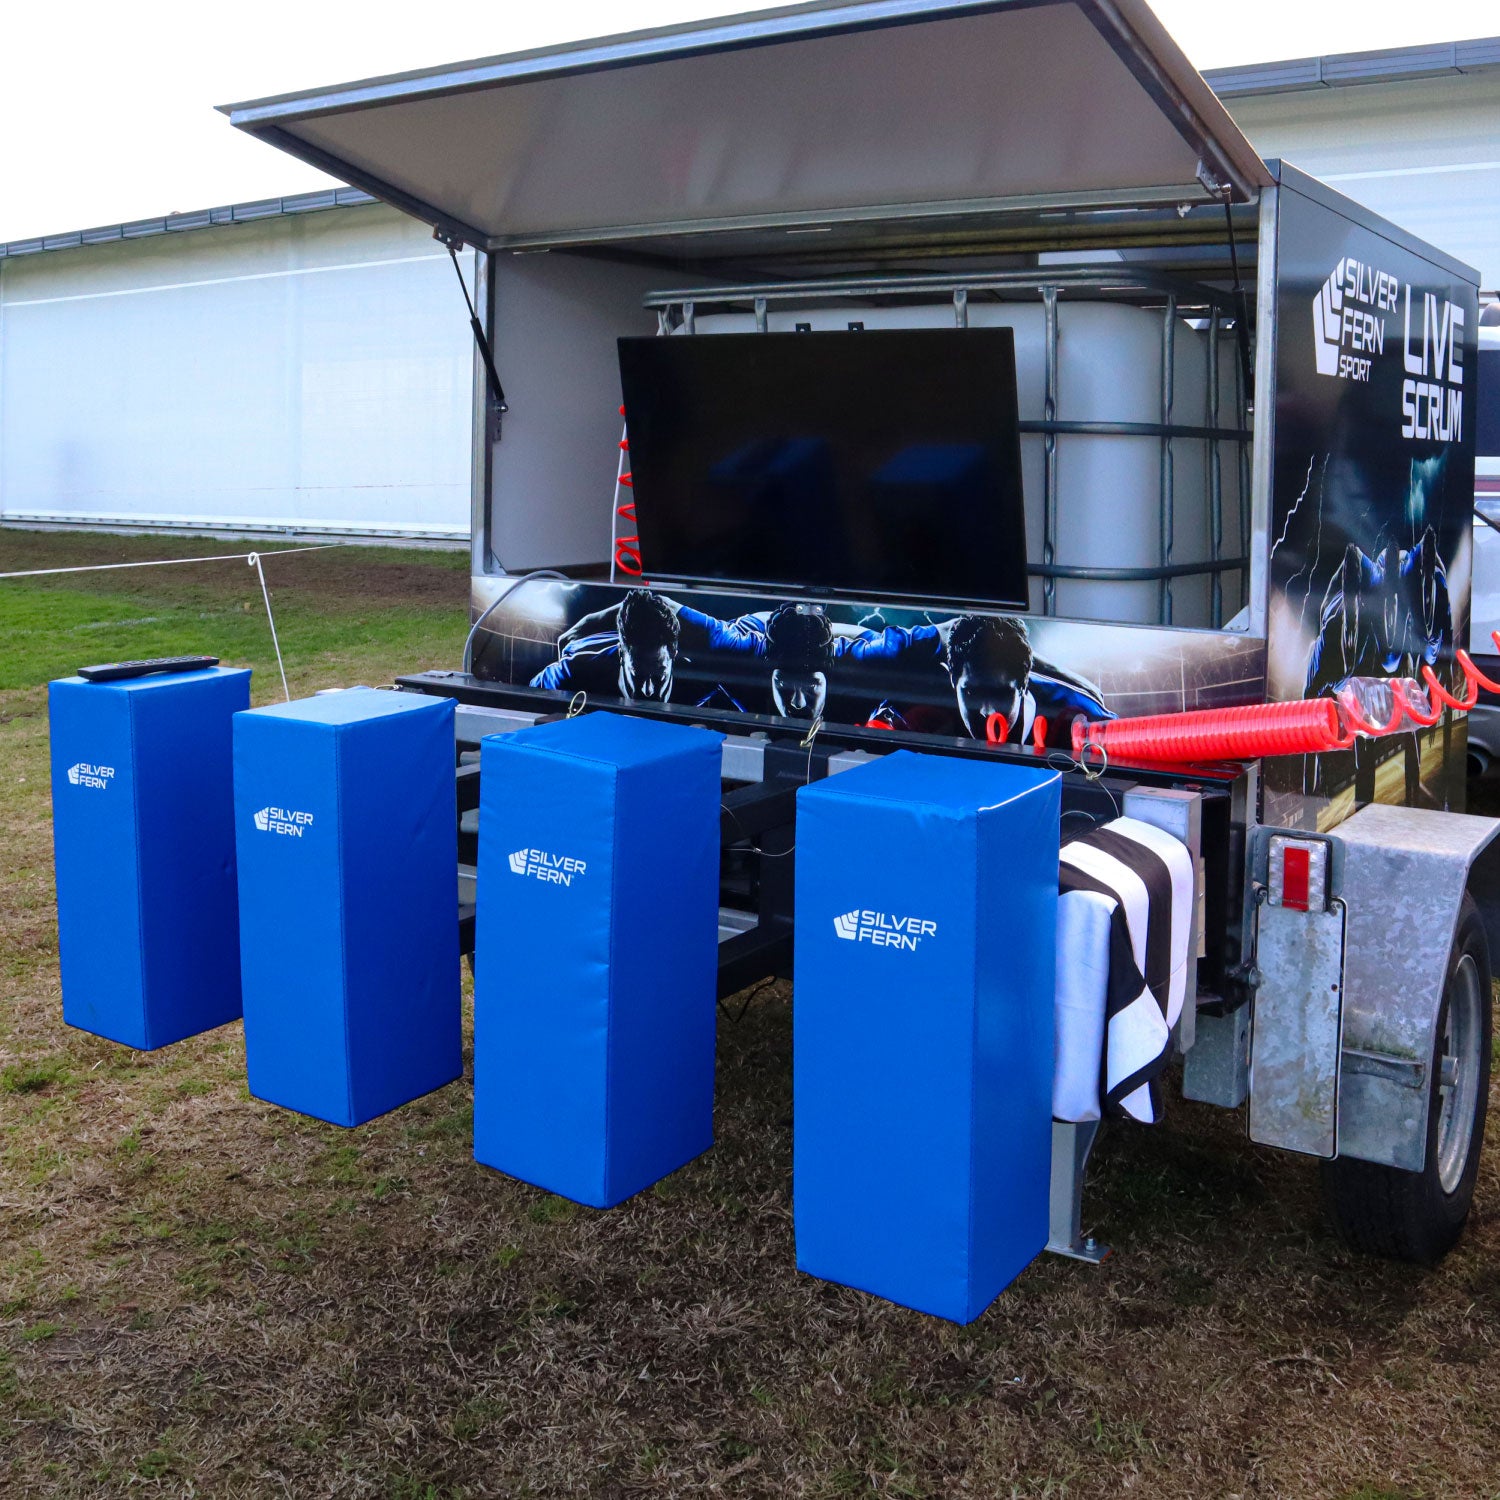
[
  {"x1": 474, "y1": 712, "x2": 723, "y2": 1208},
  {"x1": 233, "y1": 688, "x2": 460, "y2": 1126},
  {"x1": 793, "y1": 749, "x2": 1060, "y2": 1323},
  {"x1": 49, "y1": 668, "x2": 250, "y2": 1050}
]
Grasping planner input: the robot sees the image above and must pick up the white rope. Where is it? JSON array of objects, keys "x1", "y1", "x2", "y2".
[
  {"x1": 0, "y1": 543, "x2": 339, "y2": 581},
  {"x1": 247, "y1": 554, "x2": 291, "y2": 702},
  {"x1": 0, "y1": 542, "x2": 336, "y2": 701}
]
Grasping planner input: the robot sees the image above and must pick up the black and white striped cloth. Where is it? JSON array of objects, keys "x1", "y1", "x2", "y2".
[{"x1": 1054, "y1": 817, "x2": 1194, "y2": 1124}]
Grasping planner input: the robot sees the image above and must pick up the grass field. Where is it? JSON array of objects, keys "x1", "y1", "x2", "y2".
[{"x1": 3, "y1": 529, "x2": 1499, "y2": 1499}]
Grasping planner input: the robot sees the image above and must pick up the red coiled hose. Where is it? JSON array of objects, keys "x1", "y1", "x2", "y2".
[
  {"x1": 1067, "y1": 633, "x2": 1500, "y2": 766},
  {"x1": 1072, "y1": 697, "x2": 1355, "y2": 764},
  {"x1": 613, "y1": 412, "x2": 646, "y2": 578}
]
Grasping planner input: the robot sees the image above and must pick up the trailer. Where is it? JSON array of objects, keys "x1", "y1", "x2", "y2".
[{"x1": 224, "y1": 0, "x2": 1491, "y2": 1269}]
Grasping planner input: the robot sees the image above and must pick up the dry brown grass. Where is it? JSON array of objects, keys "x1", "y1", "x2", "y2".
[{"x1": 3, "y1": 532, "x2": 1499, "y2": 1498}]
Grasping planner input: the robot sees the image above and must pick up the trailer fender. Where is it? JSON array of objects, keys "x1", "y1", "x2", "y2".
[{"x1": 1334, "y1": 804, "x2": 1500, "y2": 1170}]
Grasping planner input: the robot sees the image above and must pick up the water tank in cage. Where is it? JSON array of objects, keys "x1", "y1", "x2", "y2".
[{"x1": 684, "y1": 299, "x2": 1246, "y2": 627}]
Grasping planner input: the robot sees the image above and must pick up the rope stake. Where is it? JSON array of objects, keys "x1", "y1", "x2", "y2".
[{"x1": 247, "y1": 553, "x2": 291, "y2": 702}]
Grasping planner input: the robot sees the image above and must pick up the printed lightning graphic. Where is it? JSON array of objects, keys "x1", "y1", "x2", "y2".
[
  {"x1": 1269, "y1": 454, "x2": 1334, "y2": 646},
  {"x1": 1269, "y1": 456, "x2": 1318, "y2": 565},
  {"x1": 1285, "y1": 455, "x2": 1333, "y2": 628},
  {"x1": 1295, "y1": 466, "x2": 1332, "y2": 639}
]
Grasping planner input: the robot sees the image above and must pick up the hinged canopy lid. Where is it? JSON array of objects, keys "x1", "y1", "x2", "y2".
[{"x1": 222, "y1": 0, "x2": 1272, "y2": 252}]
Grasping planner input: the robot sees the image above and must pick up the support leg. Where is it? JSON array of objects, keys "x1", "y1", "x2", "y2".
[{"x1": 1046, "y1": 1119, "x2": 1110, "y2": 1262}]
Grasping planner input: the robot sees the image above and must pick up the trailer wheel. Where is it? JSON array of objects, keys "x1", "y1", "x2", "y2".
[{"x1": 1321, "y1": 894, "x2": 1492, "y2": 1266}]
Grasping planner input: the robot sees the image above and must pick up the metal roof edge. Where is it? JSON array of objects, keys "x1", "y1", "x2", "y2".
[
  {"x1": 218, "y1": 0, "x2": 1270, "y2": 202},
  {"x1": 1268, "y1": 159, "x2": 1482, "y2": 286},
  {"x1": 0, "y1": 186, "x2": 378, "y2": 262},
  {"x1": 216, "y1": 0, "x2": 1031, "y2": 122},
  {"x1": 12, "y1": 23, "x2": 1499, "y2": 264},
  {"x1": 1206, "y1": 36, "x2": 1500, "y2": 98}
]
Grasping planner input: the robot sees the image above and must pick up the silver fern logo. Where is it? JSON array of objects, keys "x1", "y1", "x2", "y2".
[
  {"x1": 832, "y1": 908, "x2": 937, "y2": 951},
  {"x1": 1312, "y1": 257, "x2": 1396, "y2": 382},
  {"x1": 254, "y1": 806, "x2": 313, "y2": 837},
  {"x1": 509, "y1": 847, "x2": 587, "y2": 887},
  {"x1": 66, "y1": 763, "x2": 114, "y2": 790}
]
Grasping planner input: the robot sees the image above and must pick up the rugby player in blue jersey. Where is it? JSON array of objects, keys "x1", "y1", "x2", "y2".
[
  {"x1": 531, "y1": 587, "x2": 679, "y2": 700},
  {"x1": 537, "y1": 591, "x2": 1111, "y2": 740}
]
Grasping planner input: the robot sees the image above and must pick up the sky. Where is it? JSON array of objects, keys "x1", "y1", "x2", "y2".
[{"x1": 2, "y1": 0, "x2": 1497, "y2": 243}]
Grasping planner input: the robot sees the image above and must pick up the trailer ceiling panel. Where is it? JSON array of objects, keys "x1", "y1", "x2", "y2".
[{"x1": 222, "y1": 0, "x2": 1271, "y2": 251}]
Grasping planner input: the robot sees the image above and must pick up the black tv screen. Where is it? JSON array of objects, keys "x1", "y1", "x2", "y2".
[{"x1": 617, "y1": 329, "x2": 1029, "y2": 608}]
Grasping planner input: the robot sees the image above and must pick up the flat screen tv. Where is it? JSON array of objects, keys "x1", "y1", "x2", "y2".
[{"x1": 616, "y1": 328, "x2": 1029, "y2": 609}]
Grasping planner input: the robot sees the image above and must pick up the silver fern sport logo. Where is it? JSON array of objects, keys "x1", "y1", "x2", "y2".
[
  {"x1": 508, "y1": 847, "x2": 587, "y2": 887},
  {"x1": 833, "y1": 909, "x2": 938, "y2": 951}
]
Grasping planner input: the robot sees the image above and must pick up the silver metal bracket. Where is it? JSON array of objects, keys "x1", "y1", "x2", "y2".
[
  {"x1": 1046, "y1": 1120, "x2": 1110, "y2": 1263},
  {"x1": 1195, "y1": 160, "x2": 1231, "y2": 199},
  {"x1": 1247, "y1": 830, "x2": 1347, "y2": 1158}
]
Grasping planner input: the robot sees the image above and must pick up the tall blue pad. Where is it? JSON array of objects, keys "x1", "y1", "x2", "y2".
[
  {"x1": 49, "y1": 668, "x2": 250, "y2": 1050},
  {"x1": 474, "y1": 712, "x2": 724, "y2": 1208},
  {"x1": 794, "y1": 749, "x2": 1060, "y2": 1323},
  {"x1": 233, "y1": 688, "x2": 460, "y2": 1127}
]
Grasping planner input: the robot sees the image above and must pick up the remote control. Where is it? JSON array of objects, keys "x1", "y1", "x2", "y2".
[{"x1": 77, "y1": 656, "x2": 220, "y2": 683}]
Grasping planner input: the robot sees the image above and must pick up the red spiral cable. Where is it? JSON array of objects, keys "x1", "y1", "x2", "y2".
[
  {"x1": 1068, "y1": 632, "x2": 1500, "y2": 766},
  {"x1": 1336, "y1": 684, "x2": 1405, "y2": 737},
  {"x1": 1422, "y1": 660, "x2": 1478, "y2": 711},
  {"x1": 1463, "y1": 646, "x2": 1500, "y2": 693},
  {"x1": 614, "y1": 492, "x2": 644, "y2": 577},
  {"x1": 1395, "y1": 678, "x2": 1443, "y2": 727},
  {"x1": 1072, "y1": 698, "x2": 1355, "y2": 764},
  {"x1": 613, "y1": 416, "x2": 646, "y2": 577}
]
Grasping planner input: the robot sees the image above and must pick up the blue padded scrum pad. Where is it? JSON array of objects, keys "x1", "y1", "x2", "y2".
[
  {"x1": 233, "y1": 688, "x2": 460, "y2": 1127},
  {"x1": 49, "y1": 667, "x2": 250, "y2": 1050},
  {"x1": 474, "y1": 712, "x2": 723, "y2": 1208},
  {"x1": 794, "y1": 749, "x2": 1060, "y2": 1323}
]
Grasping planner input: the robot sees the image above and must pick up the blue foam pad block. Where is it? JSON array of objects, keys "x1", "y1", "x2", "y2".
[
  {"x1": 793, "y1": 749, "x2": 1060, "y2": 1323},
  {"x1": 49, "y1": 667, "x2": 251, "y2": 1050},
  {"x1": 233, "y1": 688, "x2": 460, "y2": 1126},
  {"x1": 474, "y1": 712, "x2": 724, "y2": 1208}
]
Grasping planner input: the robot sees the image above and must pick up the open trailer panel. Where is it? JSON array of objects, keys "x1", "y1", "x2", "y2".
[{"x1": 226, "y1": 0, "x2": 1493, "y2": 1265}]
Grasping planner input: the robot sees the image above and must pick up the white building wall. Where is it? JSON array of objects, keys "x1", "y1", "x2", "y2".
[
  {"x1": 3, "y1": 63, "x2": 1494, "y2": 545},
  {"x1": 0, "y1": 204, "x2": 474, "y2": 539},
  {"x1": 1225, "y1": 72, "x2": 1500, "y2": 292}
]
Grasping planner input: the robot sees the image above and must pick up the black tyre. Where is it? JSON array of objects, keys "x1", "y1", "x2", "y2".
[{"x1": 1322, "y1": 894, "x2": 1492, "y2": 1265}]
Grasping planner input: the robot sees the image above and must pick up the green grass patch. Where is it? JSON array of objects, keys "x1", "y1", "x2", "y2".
[
  {"x1": 0, "y1": 531, "x2": 467, "y2": 695},
  {"x1": 1, "y1": 1059, "x2": 70, "y2": 1094},
  {"x1": 526, "y1": 1195, "x2": 578, "y2": 1226}
]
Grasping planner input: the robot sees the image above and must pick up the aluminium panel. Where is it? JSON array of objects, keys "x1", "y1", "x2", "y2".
[{"x1": 223, "y1": 1, "x2": 1270, "y2": 251}]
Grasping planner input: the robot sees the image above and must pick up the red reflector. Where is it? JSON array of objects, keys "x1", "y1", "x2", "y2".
[{"x1": 1281, "y1": 846, "x2": 1311, "y2": 911}]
